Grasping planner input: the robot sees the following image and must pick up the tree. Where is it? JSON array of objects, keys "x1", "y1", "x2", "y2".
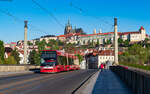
[
  {"x1": 119, "y1": 44, "x2": 149, "y2": 65},
  {"x1": 34, "y1": 52, "x2": 40, "y2": 65},
  {"x1": 92, "y1": 40, "x2": 94, "y2": 46},
  {"x1": 144, "y1": 38, "x2": 149, "y2": 43},
  {"x1": 29, "y1": 50, "x2": 36, "y2": 65},
  {"x1": 128, "y1": 44, "x2": 148, "y2": 64},
  {"x1": 104, "y1": 39, "x2": 111, "y2": 45},
  {"x1": 57, "y1": 40, "x2": 65, "y2": 46},
  {"x1": 11, "y1": 49, "x2": 20, "y2": 64},
  {"x1": 124, "y1": 39, "x2": 129, "y2": 47},
  {"x1": 28, "y1": 50, "x2": 40, "y2": 65},
  {"x1": 118, "y1": 38, "x2": 123, "y2": 45},
  {"x1": 0, "y1": 40, "x2": 4, "y2": 61},
  {"x1": 4, "y1": 56, "x2": 17, "y2": 64},
  {"x1": 38, "y1": 39, "x2": 47, "y2": 51},
  {"x1": 97, "y1": 39, "x2": 100, "y2": 45},
  {"x1": 35, "y1": 41, "x2": 40, "y2": 45},
  {"x1": 0, "y1": 58, "x2": 3, "y2": 64},
  {"x1": 76, "y1": 54, "x2": 83, "y2": 64},
  {"x1": 28, "y1": 41, "x2": 33, "y2": 46},
  {"x1": 47, "y1": 39, "x2": 60, "y2": 50}
]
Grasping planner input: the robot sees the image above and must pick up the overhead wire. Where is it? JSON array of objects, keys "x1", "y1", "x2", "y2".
[
  {"x1": 32, "y1": 0, "x2": 64, "y2": 29},
  {"x1": 70, "y1": 1, "x2": 114, "y2": 27},
  {"x1": 0, "y1": 8, "x2": 50, "y2": 38}
]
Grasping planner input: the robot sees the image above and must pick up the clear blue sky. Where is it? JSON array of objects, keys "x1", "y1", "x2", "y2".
[{"x1": 0, "y1": 0, "x2": 150, "y2": 43}]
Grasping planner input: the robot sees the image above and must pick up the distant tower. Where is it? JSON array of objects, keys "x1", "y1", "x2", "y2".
[
  {"x1": 64, "y1": 19, "x2": 72, "y2": 35},
  {"x1": 139, "y1": 26, "x2": 146, "y2": 41},
  {"x1": 24, "y1": 21, "x2": 28, "y2": 64},
  {"x1": 99, "y1": 29, "x2": 102, "y2": 33},
  {"x1": 93, "y1": 29, "x2": 96, "y2": 34}
]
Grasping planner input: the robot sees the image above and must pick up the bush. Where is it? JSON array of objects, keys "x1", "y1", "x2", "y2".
[
  {"x1": 0, "y1": 58, "x2": 3, "y2": 64},
  {"x1": 11, "y1": 49, "x2": 20, "y2": 64},
  {"x1": 4, "y1": 56, "x2": 17, "y2": 64}
]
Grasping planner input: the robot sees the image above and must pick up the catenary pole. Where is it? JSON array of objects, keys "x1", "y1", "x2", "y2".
[
  {"x1": 24, "y1": 21, "x2": 28, "y2": 64},
  {"x1": 114, "y1": 18, "x2": 119, "y2": 65}
]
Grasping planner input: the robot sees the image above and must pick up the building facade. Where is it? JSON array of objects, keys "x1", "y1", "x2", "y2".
[
  {"x1": 98, "y1": 50, "x2": 114, "y2": 67},
  {"x1": 78, "y1": 26, "x2": 148, "y2": 45}
]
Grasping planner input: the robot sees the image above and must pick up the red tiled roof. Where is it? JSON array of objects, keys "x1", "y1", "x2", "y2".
[
  {"x1": 57, "y1": 26, "x2": 147, "y2": 38},
  {"x1": 65, "y1": 33, "x2": 81, "y2": 37},
  {"x1": 57, "y1": 33, "x2": 81, "y2": 38},
  {"x1": 99, "y1": 50, "x2": 114, "y2": 56},
  {"x1": 98, "y1": 50, "x2": 122, "y2": 56},
  {"x1": 11, "y1": 42, "x2": 17, "y2": 44},
  {"x1": 140, "y1": 26, "x2": 144, "y2": 30},
  {"x1": 57, "y1": 35, "x2": 65, "y2": 37},
  {"x1": 119, "y1": 32, "x2": 140, "y2": 35}
]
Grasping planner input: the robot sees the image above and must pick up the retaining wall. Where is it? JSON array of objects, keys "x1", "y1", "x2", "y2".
[
  {"x1": 110, "y1": 66, "x2": 150, "y2": 94},
  {"x1": 0, "y1": 65, "x2": 40, "y2": 72}
]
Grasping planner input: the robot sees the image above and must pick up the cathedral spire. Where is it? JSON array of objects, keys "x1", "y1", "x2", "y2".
[{"x1": 67, "y1": 19, "x2": 70, "y2": 26}]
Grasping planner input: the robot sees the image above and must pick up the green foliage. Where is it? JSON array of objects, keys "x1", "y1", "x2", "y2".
[
  {"x1": 37, "y1": 39, "x2": 47, "y2": 51},
  {"x1": 0, "y1": 58, "x2": 3, "y2": 64},
  {"x1": 119, "y1": 44, "x2": 150, "y2": 65},
  {"x1": 57, "y1": 40, "x2": 65, "y2": 46},
  {"x1": 144, "y1": 38, "x2": 149, "y2": 43},
  {"x1": 124, "y1": 39, "x2": 129, "y2": 47},
  {"x1": 11, "y1": 49, "x2": 20, "y2": 64},
  {"x1": 104, "y1": 39, "x2": 111, "y2": 45},
  {"x1": 76, "y1": 54, "x2": 83, "y2": 64},
  {"x1": 29, "y1": 50, "x2": 40, "y2": 65},
  {"x1": 0, "y1": 40, "x2": 4, "y2": 61},
  {"x1": 118, "y1": 38, "x2": 123, "y2": 45},
  {"x1": 47, "y1": 39, "x2": 65, "y2": 50},
  {"x1": 28, "y1": 41, "x2": 33, "y2": 46},
  {"x1": 35, "y1": 41, "x2": 40, "y2": 45},
  {"x1": 4, "y1": 56, "x2": 17, "y2": 64},
  {"x1": 120, "y1": 62, "x2": 150, "y2": 71},
  {"x1": 97, "y1": 39, "x2": 100, "y2": 45},
  {"x1": 34, "y1": 52, "x2": 40, "y2": 65}
]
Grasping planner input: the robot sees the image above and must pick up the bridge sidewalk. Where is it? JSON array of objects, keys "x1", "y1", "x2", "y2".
[{"x1": 92, "y1": 70, "x2": 133, "y2": 94}]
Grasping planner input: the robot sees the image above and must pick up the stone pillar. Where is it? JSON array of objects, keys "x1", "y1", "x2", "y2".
[
  {"x1": 24, "y1": 21, "x2": 28, "y2": 64},
  {"x1": 114, "y1": 18, "x2": 119, "y2": 65}
]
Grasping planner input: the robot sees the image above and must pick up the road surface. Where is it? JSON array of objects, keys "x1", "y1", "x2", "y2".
[{"x1": 0, "y1": 69, "x2": 97, "y2": 94}]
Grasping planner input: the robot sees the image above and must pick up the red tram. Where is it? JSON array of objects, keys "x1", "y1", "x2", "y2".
[{"x1": 40, "y1": 50, "x2": 80, "y2": 73}]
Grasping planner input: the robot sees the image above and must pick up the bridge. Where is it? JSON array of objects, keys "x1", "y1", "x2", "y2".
[{"x1": 0, "y1": 65, "x2": 149, "y2": 94}]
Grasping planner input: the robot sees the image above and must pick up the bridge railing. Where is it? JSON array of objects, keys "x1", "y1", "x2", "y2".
[
  {"x1": 0, "y1": 64, "x2": 40, "y2": 72},
  {"x1": 110, "y1": 65, "x2": 150, "y2": 94}
]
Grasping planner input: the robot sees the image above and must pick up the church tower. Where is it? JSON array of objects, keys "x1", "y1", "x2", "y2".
[
  {"x1": 139, "y1": 26, "x2": 146, "y2": 41},
  {"x1": 64, "y1": 20, "x2": 72, "y2": 35}
]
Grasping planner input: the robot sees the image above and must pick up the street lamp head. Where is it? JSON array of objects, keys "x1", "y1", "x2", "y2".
[
  {"x1": 114, "y1": 18, "x2": 117, "y2": 26},
  {"x1": 24, "y1": 20, "x2": 28, "y2": 28}
]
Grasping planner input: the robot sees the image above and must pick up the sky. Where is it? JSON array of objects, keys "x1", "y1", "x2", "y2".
[{"x1": 0, "y1": 0, "x2": 150, "y2": 43}]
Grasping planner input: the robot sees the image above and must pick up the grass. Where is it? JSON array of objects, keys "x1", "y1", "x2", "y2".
[{"x1": 120, "y1": 62, "x2": 150, "y2": 71}]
